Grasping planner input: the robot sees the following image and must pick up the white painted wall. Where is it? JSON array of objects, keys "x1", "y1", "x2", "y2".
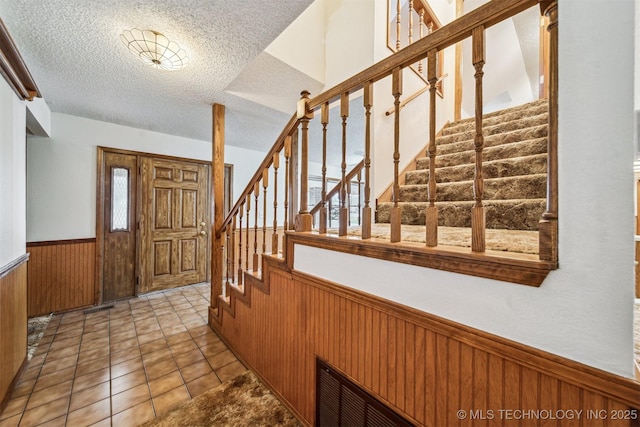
[
  {"x1": 266, "y1": 1, "x2": 326, "y2": 84},
  {"x1": 0, "y1": 79, "x2": 27, "y2": 268},
  {"x1": 295, "y1": 0, "x2": 637, "y2": 377},
  {"x1": 323, "y1": 0, "x2": 376, "y2": 89},
  {"x1": 26, "y1": 113, "x2": 266, "y2": 241}
]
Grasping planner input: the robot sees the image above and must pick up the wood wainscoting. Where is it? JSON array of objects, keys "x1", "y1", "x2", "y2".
[
  {"x1": 210, "y1": 253, "x2": 640, "y2": 427},
  {"x1": 0, "y1": 254, "x2": 28, "y2": 411},
  {"x1": 26, "y1": 239, "x2": 96, "y2": 317}
]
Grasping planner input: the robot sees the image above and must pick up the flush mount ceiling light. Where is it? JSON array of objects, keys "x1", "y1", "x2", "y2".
[{"x1": 120, "y1": 29, "x2": 188, "y2": 71}]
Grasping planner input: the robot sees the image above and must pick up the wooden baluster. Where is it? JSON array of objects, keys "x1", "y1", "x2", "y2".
[
  {"x1": 230, "y1": 215, "x2": 236, "y2": 284},
  {"x1": 320, "y1": 102, "x2": 329, "y2": 234},
  {"x1": 471, "y1": 26, "x2": 486, "y2": 252},
  {"x1": 357, "y1": 171, "x2": 362, "y2": 226},
  {"x1": 245, "y1": 194, "x2": 250, "y2": 271},
  {"x1": 426, "y1": 50, "x2": 438, "y2": 247},
  {"x1": 262, "y1": 168, "x2": 268, "y2": 255},
  {"x1": 346, "y1": 178, "x2": 352, "y2": 226},
  {"x1": 237, "y1": 202, "x2": 243, "y2": 286},
  {"x1": 284, "y1": 136, "x2": 291, "y2": 232},
  {"x1": 295, "y1": 90, "x2": 313, "y2": 232},
  {"x1": 253, "y1": 182, "x2": 259, "y2": 272},
  {"x1": 390, "y1": 67, "x2": 403, "y2": 243},
  {"x1": 225, "y1": 225, "x2": 230, "y2": 292},
  {"x1": 539, "y1": 0, "x2": 558, "y2": 263},
  {"x1": 418, "y1": 10, "x2": 425, "y2": 74},
  {"x1": 396, "y1": 0, "x2": 401, "y2": 50},
  {"x1": 272, "y1": 152, "x2": 279, "y2": 254},
  {"x1": 408, "y1": 0, "x2": 414, "y2": 46},
  {"x1": 362, "y1": 82, "x2": 373, "y2": 239},
  {"x1": 339, "y1": 92, "x2": 349, "y2": 236}
]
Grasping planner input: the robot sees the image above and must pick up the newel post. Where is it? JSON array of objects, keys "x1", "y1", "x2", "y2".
[
  {"x1": 295, "y1": 90, "x2": 314, "y2": 232},
  {"x1": 539, "y1": 0, "x2": 558, "y2": 263},
  {"x1": 211, "y1": 103, "x2": 225, "y2": 305}
]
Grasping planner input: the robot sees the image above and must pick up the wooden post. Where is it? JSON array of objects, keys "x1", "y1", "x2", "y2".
[
  {"x1": 320, "y1": 103, "x2": 329, "y2": 234},
  {"x1": 471, "y1": 26, "x2": 486, "y2": 253},
  {"x1": 272, "y1": 152, "x2": 279, "y2": 254},
  {"x1": 396, "y1": 0, "x2": 402, "y2": 50},
  {"x1": 295, "y1": 90, "x2": 313, "y2": 232},
  {"x1": 339, "y1": 92, "x2": 349, "y2": 237},
  {"x1": 539, "y1": 0, "x2": 558, "y2": 263},
  {"x1": 289, "y1": 131, "x2": 299, "y2": 230},
  {"x1": 454, "y1": 0, "x2": 463, "y2": 122},
  {"x1": 245, "y1": 195, "x2": 250, "y2": 271},
  {"x1": 253, "y1": 181, "x2": 259, "y2": 272},
  {"x1": 284, "y1": 136, "x2": 291, "y2": 232},
  {"x1": 425, "y1": 51, "x2": 438, "y2": 247},
  {"x1": 262, "y1": 168, "x2": 268, "y2": 255},
  {"x1": 237, "y1": 202, "x2": 243, "y2": 286},
  {"x1": 390, "y1": 68, "x2": 403, "y2": 243},
  {"x1": 362, "y1": 82, "x2": 373, "y2": 239},
  {"x1": 211, "y1": 103, "x2": 225, "y2": 309}
]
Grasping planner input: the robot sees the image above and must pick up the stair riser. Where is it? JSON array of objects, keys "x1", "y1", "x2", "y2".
[
  {"x1": 437, "y1": 125, "x2": 548, "y2": 156},
  {"x1": 416, "y1": 138, "x2": 547, "y2": 169},
  {"x1": 405, "y1": 154, "x2": 547, "y2": 185},
  {"x1": 400, "y1": 175, "x2": 547, "y2": 202},
  {"x1": 377, "y1": 200, "x2": 545, "y2": 230},
  {"x1": 443, "y1": 105, "x2": 548, "y2": 136}
]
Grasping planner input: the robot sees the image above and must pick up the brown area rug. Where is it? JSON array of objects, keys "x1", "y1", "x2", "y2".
[{"x1": 141, "y1": 370, "x2": 301, "y2": 427}]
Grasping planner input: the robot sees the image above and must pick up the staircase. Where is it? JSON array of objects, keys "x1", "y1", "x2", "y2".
[{"x1": 377, "y1": 99, "x2": 548, "y2": 231}]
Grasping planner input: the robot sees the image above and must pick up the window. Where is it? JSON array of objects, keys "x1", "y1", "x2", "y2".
[{"x1": 111, "y1": 167, "x2": 129, "y2": 231}]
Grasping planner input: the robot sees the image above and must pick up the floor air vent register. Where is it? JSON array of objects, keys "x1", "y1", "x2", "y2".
[{"x1": 316, "y1": 358, "x2": 414, "y2": 426}]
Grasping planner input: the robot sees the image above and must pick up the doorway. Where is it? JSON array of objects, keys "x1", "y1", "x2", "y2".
[{"x1": 97, "y1": 148, "x2": 212, "y2": 303}]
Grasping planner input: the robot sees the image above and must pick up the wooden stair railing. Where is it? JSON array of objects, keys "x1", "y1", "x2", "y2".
[{"x1": 211, "y1": 0, "x2": 558, "y2": 314}]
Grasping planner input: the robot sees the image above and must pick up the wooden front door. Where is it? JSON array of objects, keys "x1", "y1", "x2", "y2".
[
  {"x1": 102, "y1": 152, "x2": 138, "y2": 302},
  {"x1": 140, "y1": 158, "x2": 209, "y2": 293}
]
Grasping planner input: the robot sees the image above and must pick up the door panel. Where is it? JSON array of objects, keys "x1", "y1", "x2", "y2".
[
  {"x1": 103, "y1": 152, "x2": 137, "y2": 302},
  {"x1": 141, "y1": 158, "x2": 209, "y2": 292}
]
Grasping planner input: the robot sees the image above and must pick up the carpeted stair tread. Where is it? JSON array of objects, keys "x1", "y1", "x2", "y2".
[
  {"x1": 399, "y1": 174, "x2": 547, "y2": 202},
  {"x1": 450, "y1": 99, "x2": 547, "y2": 127},
  {"x1": 376, "y1": 199, "x2": 546, "y2": 230},
  {"x1": 405, "y1": 153, "x2": 547, "y2": 184},
  {"x1": 443, "y1": 103, "x2": 548, "y2": 136},
  {"x1": 435, "y1": 124, "x2": 548, "y2": 156},
  {"x1": 438, "y1": 113, "x2": 548, "y2": 146},
  {"x1": 416, "y1": 137, "x2": 548, "y2": 169}
]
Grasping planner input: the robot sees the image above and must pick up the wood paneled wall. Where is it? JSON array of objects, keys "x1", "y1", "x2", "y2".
[
  {"x1": 211, "y1": 255, "x2": 640, "y2": 427},
  {"x1": 0, "y1": 256, "x2": 28, "y2": 409},
  {"x1": 27, "y1": 239, "x2": 96, "y2": 317}
]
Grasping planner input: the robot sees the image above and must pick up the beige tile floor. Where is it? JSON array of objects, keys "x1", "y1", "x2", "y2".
[{"x1": 0, "y1": 283, "x2": 247, "y2": 427}]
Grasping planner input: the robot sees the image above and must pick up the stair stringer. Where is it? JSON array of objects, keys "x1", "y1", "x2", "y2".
[{"x1": 209, "y1": 254, "x2": 289, "y2": 327}]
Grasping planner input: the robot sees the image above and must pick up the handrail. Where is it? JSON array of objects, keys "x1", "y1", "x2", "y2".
[
  {"x1": 310, "y1": 160, "x2": 365, "y2": 216},
  {"x1": 384, "y1": 73, "x2": 448, "y2": 116},
  {"x1": 217, "y1": 113, "x2": 300, "y2": 237},
  {"x1": 0, "y1": 17, "x2": 40, "y2": 100},
  {"x1": 307, "y1": 0, "x2": 538, "y2": 110}
]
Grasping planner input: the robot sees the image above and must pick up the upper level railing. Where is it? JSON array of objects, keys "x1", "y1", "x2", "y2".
[{"x1": 211, "y1": 0, "x2": 558, "y2": 300}]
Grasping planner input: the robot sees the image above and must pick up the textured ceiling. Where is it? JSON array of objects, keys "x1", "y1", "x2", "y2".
[{"x1": 0, "y1": 0, "x2": 316, "y2": 151}]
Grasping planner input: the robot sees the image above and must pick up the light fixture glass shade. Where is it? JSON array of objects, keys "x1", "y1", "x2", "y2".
[{"x1": 120, "y1": 29, "x2": 188, "y2": 71}]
